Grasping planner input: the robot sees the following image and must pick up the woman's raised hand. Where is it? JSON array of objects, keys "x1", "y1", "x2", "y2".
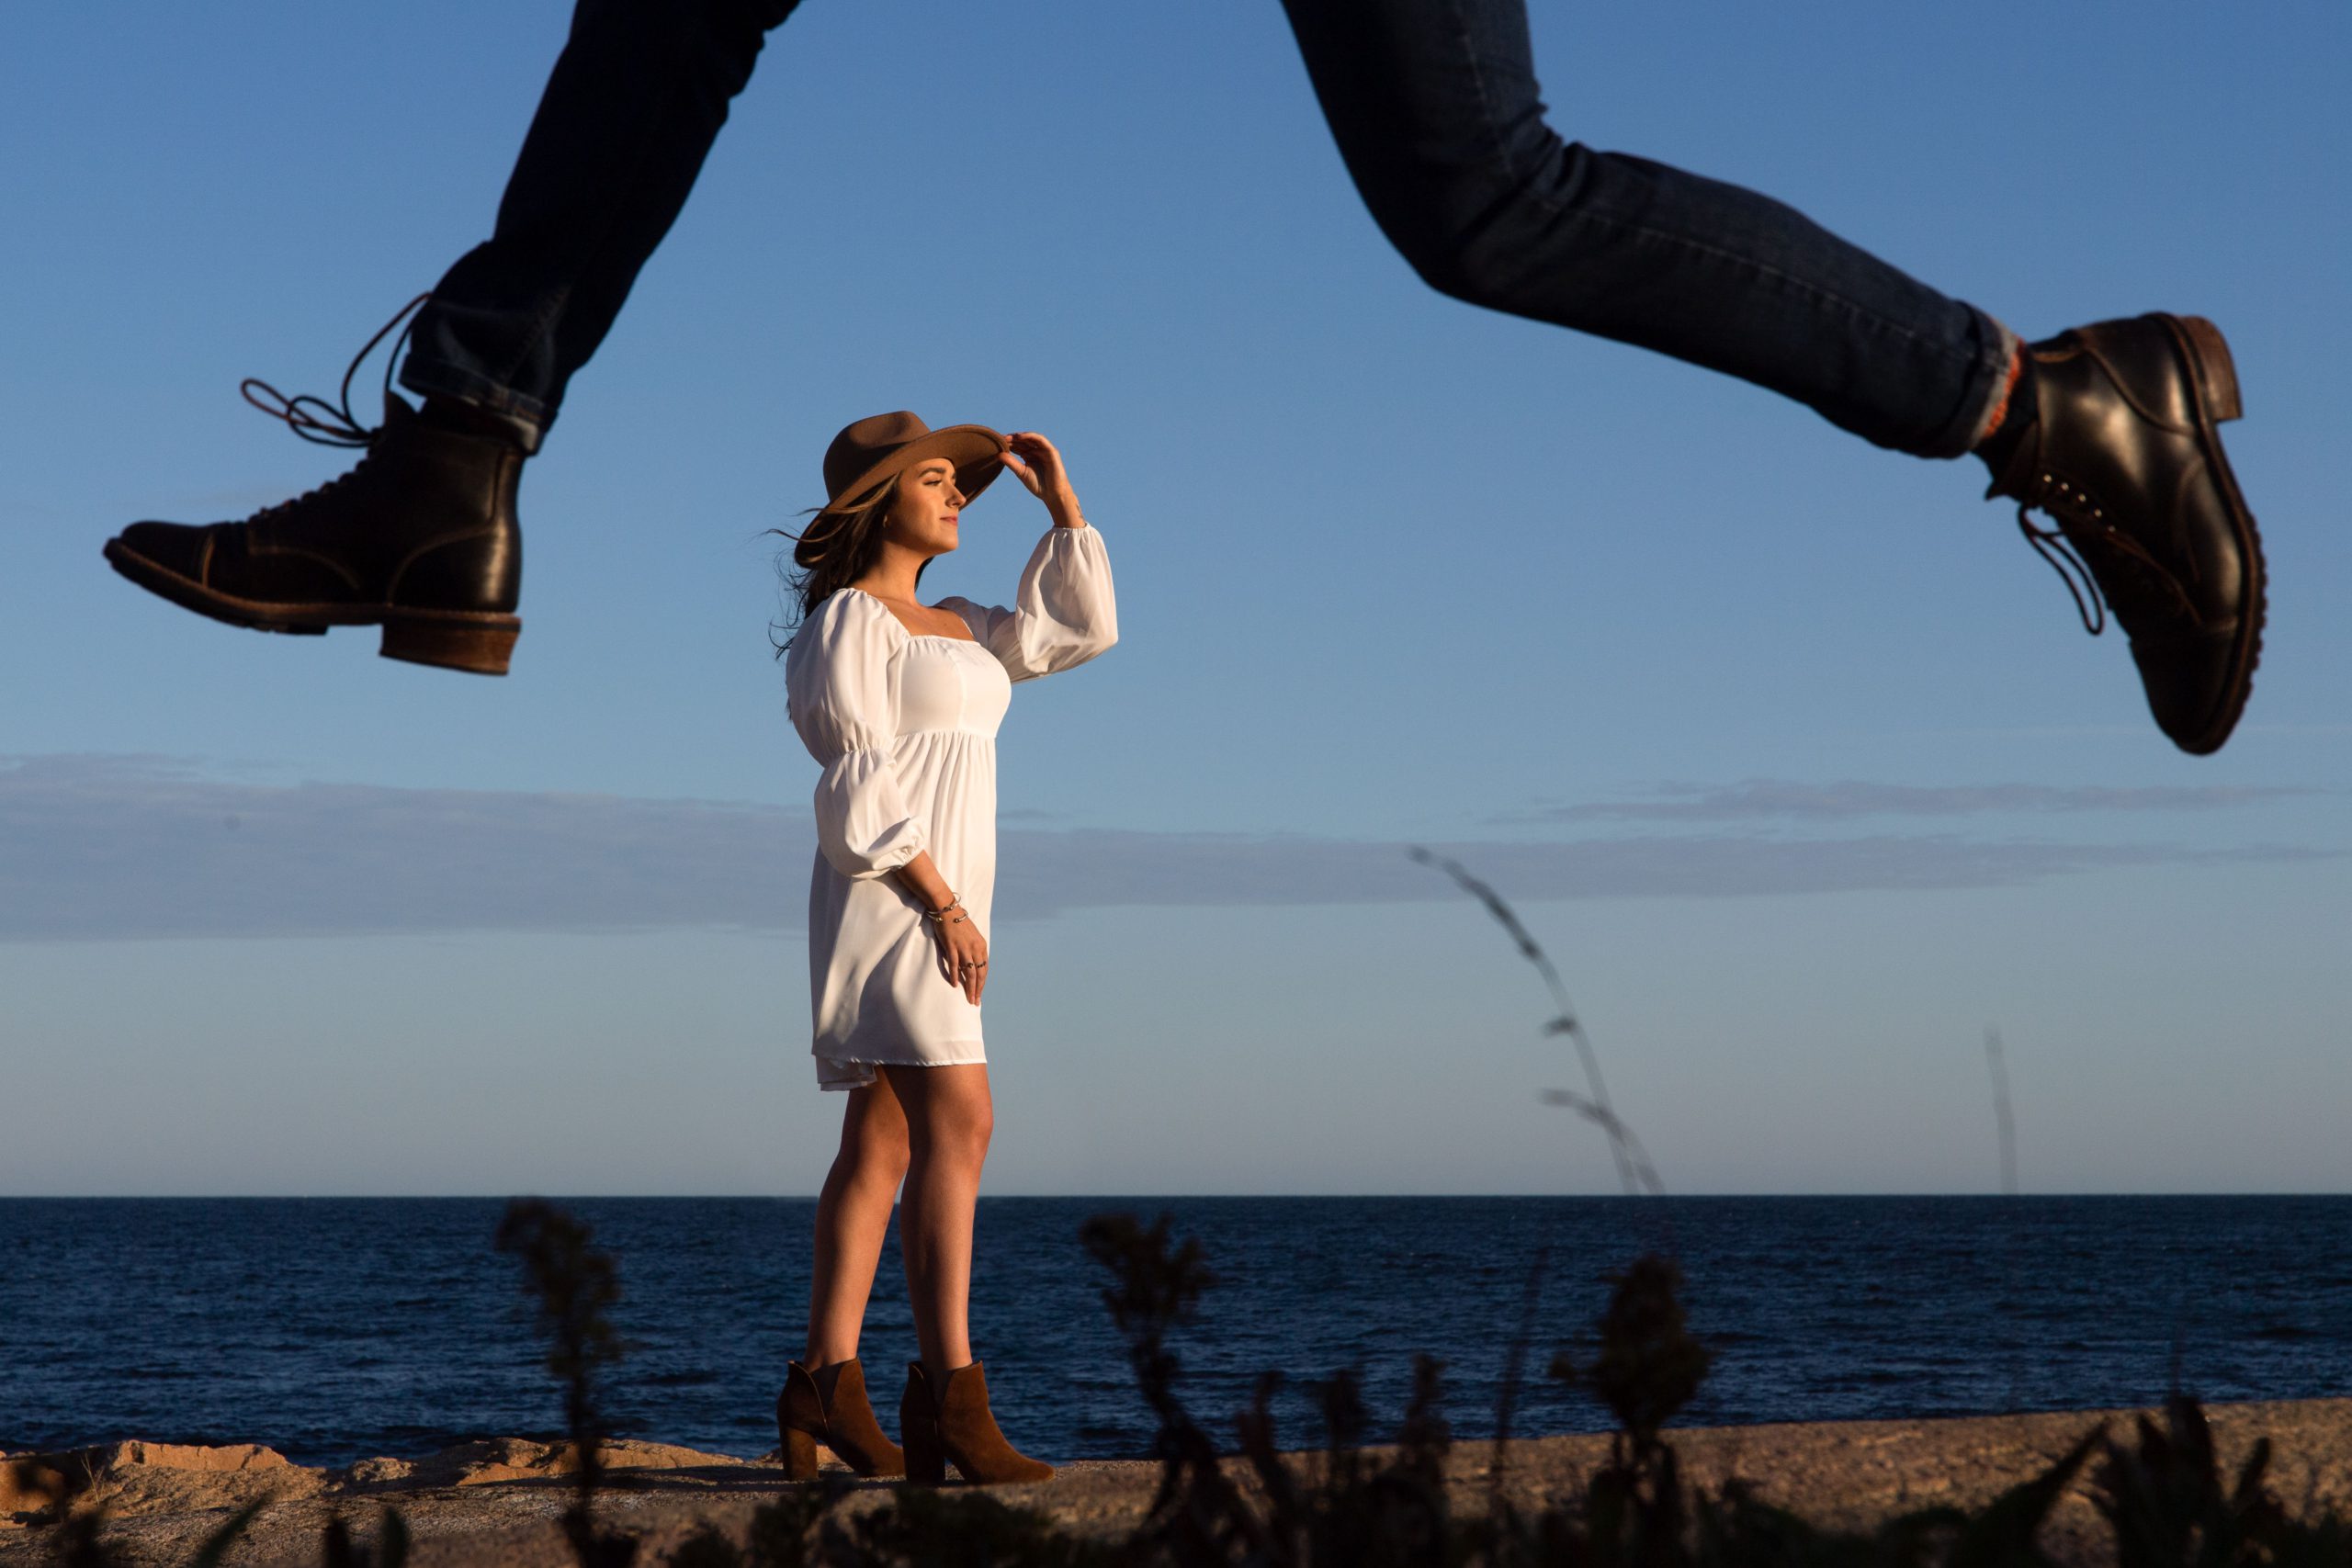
[{"x1": 1001, "y1": 431, "x2": 1082, "y2": 526}]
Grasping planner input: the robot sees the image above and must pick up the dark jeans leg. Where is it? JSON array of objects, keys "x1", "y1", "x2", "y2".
[
  {"x1": 399, "y1": 0, "x2": 802, "y2": 437},
  {"x1": 1277, "y1": 0, "x2": 2013, "y2": 457}
]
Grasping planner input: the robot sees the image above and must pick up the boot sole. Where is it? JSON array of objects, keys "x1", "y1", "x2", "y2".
[
  {"x1": 899, "y1": 1450, "x2": 1051, "y2": 1486},
  {"x1": 104, "y1": 537, "x2": 520, "y2": 676},
  {"x1": 2152, "y1": 312, "x2": 2266, "y2": 756}
]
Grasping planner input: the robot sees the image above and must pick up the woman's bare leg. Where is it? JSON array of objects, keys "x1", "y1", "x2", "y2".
[
  {"x1": 803, "y1": 1074, "x2": 911, "y2": 1366},
  {"x1": 881, "y1": 1063, "x2": 994, "y2": 1383}
]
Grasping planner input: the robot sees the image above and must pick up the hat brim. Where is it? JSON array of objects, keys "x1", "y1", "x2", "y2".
[{"x1": 821, "y1": 424, "x2": 1009, "y2": 515}]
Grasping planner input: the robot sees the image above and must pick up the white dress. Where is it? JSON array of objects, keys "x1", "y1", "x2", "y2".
[{"x1": 786, "y1": 525, "x2": 1117, "y2": 1089}]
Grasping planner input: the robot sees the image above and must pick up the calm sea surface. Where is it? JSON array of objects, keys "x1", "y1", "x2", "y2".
[{"x1": 3, "y1": 1197, "x2": 2348, "y2": 1467}]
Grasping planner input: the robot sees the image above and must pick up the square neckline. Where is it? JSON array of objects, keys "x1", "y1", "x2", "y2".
[{"x1": 842, "y1": 585, "x2": 980, "y2": 645}]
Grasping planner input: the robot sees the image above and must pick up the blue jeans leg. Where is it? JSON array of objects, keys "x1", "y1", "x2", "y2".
[
  {"x1": 398, "y1": 0, "x2": 800, "y2": 437},
  {"x1": 1277, "y1": 0, "x2": 2014, "y2": 458}
]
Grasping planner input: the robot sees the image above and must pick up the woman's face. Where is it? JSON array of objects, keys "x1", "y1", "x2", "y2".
[{"x1": 883, "y1": 458, "x2": 966, "y2": 558}]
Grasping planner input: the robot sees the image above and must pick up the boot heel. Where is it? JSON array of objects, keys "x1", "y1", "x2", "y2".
[
  {"x1": 380, "y1": 615, "x2": 520, "y2": 675},
  {"x1": 780, "y1": 1427, "x2": 820, "y2": 1481},
  {"x1": 901, "y1": 1417, "x2": 945, "y2": 1485},
  {"x1": 2172, "y1": 314, "x2": 2243, "y2": 423}
]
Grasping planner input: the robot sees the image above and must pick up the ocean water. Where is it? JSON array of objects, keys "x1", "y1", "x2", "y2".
[{"x1": 2, "y1": 1197, "x2": 2347, "y2": 1468}]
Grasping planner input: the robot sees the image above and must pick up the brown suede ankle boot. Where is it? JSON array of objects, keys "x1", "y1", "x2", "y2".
[
  {"x1": 899, "y1": 1360, "x2": 1053, "y2": 1485},
  {"x1": 775, "y1": 1357, "x2": 903, "y2": 1479}
]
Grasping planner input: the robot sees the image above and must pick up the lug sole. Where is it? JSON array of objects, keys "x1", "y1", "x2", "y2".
[
  {"x1": 2154, "y1": 312, "x2": 2265, "y2": 755},
  {"x1": 104, "y1": 536, "x2": 521, "y2": 677}
]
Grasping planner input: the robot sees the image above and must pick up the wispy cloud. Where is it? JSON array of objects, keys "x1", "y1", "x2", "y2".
[
  {"x1": 1505, "y1": 779, "x2": 2314, "y2": 824},
  {"x1": 1, "y1": 754, "x2": 800, "y2": 942},
  {"x1": 0, "y1": 756, "x2": 2325, "y2": 942}
]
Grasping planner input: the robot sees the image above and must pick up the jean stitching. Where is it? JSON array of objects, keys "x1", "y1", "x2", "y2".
[
  {"x1": 492, "y1": 288, "x2": 576, "y2": 395},
  {"x1": 1448, "y1": 0, "x2": 1528, "y2": 194}
]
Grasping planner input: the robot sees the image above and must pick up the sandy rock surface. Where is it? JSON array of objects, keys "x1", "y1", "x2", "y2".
[{"x1": 6, "y1": 1399, "x2": 2347, "y2": 1567}]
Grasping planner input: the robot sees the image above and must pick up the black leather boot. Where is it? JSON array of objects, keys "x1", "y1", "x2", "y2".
[
  {"x1": 106, "y1": 390, "x2": 526, "y2": 675},
  {"x1": 1985, "y1": 312, "x2": 2265, "y2": 755},
  {"x1": 106, "y1": 295, "x2": 533, "y2": 676}
]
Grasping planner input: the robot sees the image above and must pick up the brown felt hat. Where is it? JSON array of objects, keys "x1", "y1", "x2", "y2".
[
  {"x1": 794, "y1": 412, "x2": 1008, "y2": 569},
  {"x1": 820, "y1": 411, "x2": 1008, "y2": 516}
]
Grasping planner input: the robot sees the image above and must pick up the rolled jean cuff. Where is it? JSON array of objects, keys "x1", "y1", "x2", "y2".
[
  {"x1": 1928, "y1": 306, "x2": 2021, "y2": 460},
  {"x1": 397, "y1": 357, "x2": 558, "y2": 443}
]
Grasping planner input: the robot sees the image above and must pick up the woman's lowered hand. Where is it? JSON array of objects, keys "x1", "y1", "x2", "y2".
[
  {"x1": 934, "y1": 905, "x2": 990, "y2": 1005},
  {"x1": 895, "y1": 853, "x2": 990, "y2": 1004},
  {"x1": 1001, "y1": 431, "x2": 1082, "y2": 527}
]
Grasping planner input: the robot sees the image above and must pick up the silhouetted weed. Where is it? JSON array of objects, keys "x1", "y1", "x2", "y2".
[
  {"x1": 1078, "y1": 1212, "x2": 1256, "y2": 1561},
  {"x1": 37, "y1": 1495, "x2": 262, "y2": 1568},
  {"x1": 1485, "y1": 1246, "x2": 1553, "y2": 1517},
  {"x1": 25, "y1": 927, "x2": 2352, "y2": 1567},
  {"x1": 27, "y1": 1204, "x2": 2352, "y2": 1568},
  {"x1": 1946, "y1": 1422, "x2": 2104, "y2": 1568},
  {"x1": 666, "y1": 1484, "x2": 1103, "y2": 1568},
  {"x1": 2091, "y1": 1393, "x2": 2352, "y2": 1567},
  {"x1": 738, "y1": 1483, "x2": 853, "y2": 1568},
  {"x1": 826, "y1": 1486, "x2": 1116, "y2": 1567},
  {"x1": 45, "y1": 1486, "x2": 112, "y2": 1568},
  {"x1": 1566, "y1": 1254, "x2": 1713, "y2": 1456},
  {"x1": 497, "y1": 1197, "x2": 637, "y2": 1568},
  {"x1": 550, "y1": 880, "x2": 2352, "y2": 1568},
  {"x1": 189, "y1": 1500, "x2": 266, "y2": 1568},
  {"x1": 1045, "y1": 1210, "x2": 2346, "y2": 1568},
  {"x1": 9, "y1": 1453, "x2": 262, "y2": 1568},
  {"x1": 664, "y1": 1484, "x2": 853, "y2": 1568},
  {"x1": 1410, "y1": 847, "x2": 1662, "y2": 1197},
  {"x1": 669, "y1": 1524, "x2": 750, "y2": 1568},
  {"x1": 6, "y1": 1451, "x2": 80, "y2": 1530},
  {"x1": 322, "y1": 1506, "x2": 411, "y2": 1568},
  {"x1": 1984, "y1": 1028, "x2": 2019, "y2": 1198}
]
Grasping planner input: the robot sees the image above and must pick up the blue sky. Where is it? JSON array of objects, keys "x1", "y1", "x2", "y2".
[{"x1": 3, "y1": 1, "x2": 2346, "y2": 1195}]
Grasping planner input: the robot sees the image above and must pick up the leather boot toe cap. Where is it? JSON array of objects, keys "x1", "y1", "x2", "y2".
[{"x1": 113, "y1": 520, "x2": 217, "y2": 583}]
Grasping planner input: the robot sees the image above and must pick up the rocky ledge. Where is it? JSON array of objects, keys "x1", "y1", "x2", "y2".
[{"x1": 6, "y1": 1400, "x2": 2349, "y2": 1568}]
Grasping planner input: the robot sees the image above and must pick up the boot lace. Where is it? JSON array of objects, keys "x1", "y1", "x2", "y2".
[
  {"x1": 2016, "y1": 505, "x2": 2107, "y2": 637},
  {"x1": 2015, "y1": 486, "x2": 2199, "y2": 639},
  {"x1": 240, "y1": 294, "x2": 428, "y2": 449}
]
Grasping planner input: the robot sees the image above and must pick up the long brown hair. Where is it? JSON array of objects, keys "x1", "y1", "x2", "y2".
[{"x1": 770, "y1": 477, "x2": 933, "y2": 655}]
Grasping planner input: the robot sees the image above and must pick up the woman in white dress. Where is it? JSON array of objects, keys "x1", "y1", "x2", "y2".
[{"x1": 772, "y1": 411, "x2": 1115, "y2": 1486}]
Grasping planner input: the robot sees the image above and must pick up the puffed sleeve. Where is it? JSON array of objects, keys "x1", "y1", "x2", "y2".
[
  {"x1": 939, "y1": 524, "x2": 1118, "y2": 682},
  {"x1": 785, "y1": 592, "x2": 925, "y2": 879}
]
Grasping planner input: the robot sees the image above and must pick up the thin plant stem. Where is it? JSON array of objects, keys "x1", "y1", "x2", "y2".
[{"x1": 1410, "y1": 847, "x2": 1663, "y2": 1196}]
